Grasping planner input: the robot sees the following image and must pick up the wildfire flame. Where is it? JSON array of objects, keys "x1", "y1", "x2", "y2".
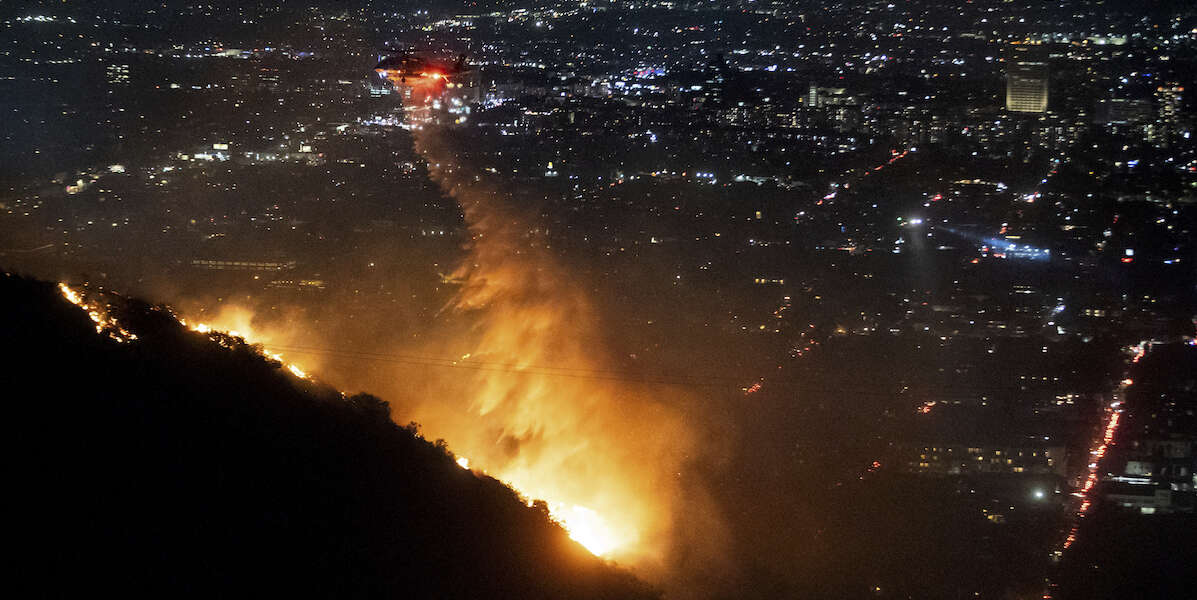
[
  {"x1": 178, "y1": 303, "x2": 313, "y2": 381},
  {"x1": 453, "y1": 453, "x2": 617, "y2": 556},
  {"x1": 187, "y1": 320, "x2": 310, "y2": 380},
  {"x1": 553, "y1": 504, "x2": 619, "y2": 557},
  {"x1": 60, "y1": 283, "x2": 314, "y2": 384},
  {"x1": 58, "y1": 283, "x2": 137, "y2": 343}
]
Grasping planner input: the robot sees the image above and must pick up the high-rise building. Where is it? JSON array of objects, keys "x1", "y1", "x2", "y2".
[
  {"x1": 1147, "y1": 84, "x2": 1184, "y2": 147},
  {"x1": 1005, "y1": 45, "x2": 1049, "y2": 113}
]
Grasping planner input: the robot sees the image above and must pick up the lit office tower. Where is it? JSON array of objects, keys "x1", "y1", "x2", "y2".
[
  {"x1": 1005, "y1": 46, "x2": 1049, "y2": 113},
  {"x1": 1148, "y1": 84, "x2": 1184, "y2": 146}
]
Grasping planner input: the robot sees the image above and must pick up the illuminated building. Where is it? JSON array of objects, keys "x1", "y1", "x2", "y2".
[
  {"x1": 752, "y1": 277, "x2": 785, "y2": 285},
  {"x1": 267, "y1": 279, "x2": 327, "y2": 291},
  {"x1": 1005, "y1": 46, "x2": 1049, "y2": 114},
  {"x1": 106, "y1": 64, "x2": 130, "y2": 85},
  {"x1": 191, "y1": 259, "x2": 297, "y2": 272},
  {"x1": 1146, "y1": 84, "x2": 1184, "y2": 147},
  {"x1": 907, "y1": 443, "x2": 1066, "y2": 476}
]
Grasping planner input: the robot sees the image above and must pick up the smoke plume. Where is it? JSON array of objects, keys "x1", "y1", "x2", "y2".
[{"x1": 402, "y1": 127, "x2": 727, "y2": 584}]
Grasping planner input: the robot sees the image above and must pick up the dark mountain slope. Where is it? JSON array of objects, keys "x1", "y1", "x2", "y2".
[{"x1": 5, "y1": 272, "x2": 656, "y2": 600}]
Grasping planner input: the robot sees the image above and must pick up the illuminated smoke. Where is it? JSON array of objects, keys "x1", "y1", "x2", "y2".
[
  {"x1": 59, "y1": 283, "x2": 314, "y2": 382},
  {"x1": 405, "y1": 128, "x2": 720, "y2": 577},
  {"x1": 176, "y1": 303, "x2": 320, "y2": 380},
  {"x1": 153, "y1": 121, "x2": 729, "y2": 589}
]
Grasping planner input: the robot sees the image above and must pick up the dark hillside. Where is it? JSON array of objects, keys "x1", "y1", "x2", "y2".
[{"x1": 4, "y1": 272, "x2": 656, "y2": 600}]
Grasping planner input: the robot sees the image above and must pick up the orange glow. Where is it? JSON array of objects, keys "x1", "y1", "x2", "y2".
[
  {"x1": 376, "y1": 68, "x2": 448, "y2": 94},
  {"x1": 181, "y1": 318, "x2": 312, "y2": 380},
  {"x1": 554, "y1": 504, "x2": 619, "y2": 556},
  {"x1": 145, "y1": 122, "x2": 722, "y2": 584},
  {"x1": 171, "y1": 296, "x2": 670, "y2": 561},
  {"x1": 58, "y1": 283, "x2": 138, "y2": 343},
  {"x1": 401, "y1": 130, "x2": 715, "y2": 573},
  {"x1": 59, "y1": 255, "x2": 703, "y2": 570},
  {"x1": 175, "y1": 303, "x2": 315, "y2": 381}
]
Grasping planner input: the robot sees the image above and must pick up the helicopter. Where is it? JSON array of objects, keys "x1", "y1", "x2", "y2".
[{"x1": 374, "y1": 49, "x2": 468, "y2": 89}]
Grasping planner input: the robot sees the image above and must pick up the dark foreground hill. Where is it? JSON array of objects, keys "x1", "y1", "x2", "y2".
[{"x1": 4, "y1": 272, "x2": 657, "y2": 599}]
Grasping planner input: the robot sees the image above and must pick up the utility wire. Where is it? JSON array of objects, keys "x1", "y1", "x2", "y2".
[{"x1": 261, "y1": 342, "x2": 1088, "y2": 397}]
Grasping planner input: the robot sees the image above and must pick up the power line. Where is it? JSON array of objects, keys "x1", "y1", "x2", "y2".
[
  {"x1": 261, "y1": 342, "x2": 1084, "y2": 398},
  {"x1": 266, "y1": 343, "x2": 733, "y2": 387}
]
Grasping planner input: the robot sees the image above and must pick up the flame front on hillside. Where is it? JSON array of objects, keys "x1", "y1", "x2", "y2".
[
  {"x1": 172, "y1": 297, "x2": 678, "y2": 563},
  {"x1": 59, "y1": 283, "x2": 137, "y2": 343},
  {"x1": 58, "y1": 277, "x2": 682, "y2": 566}
]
